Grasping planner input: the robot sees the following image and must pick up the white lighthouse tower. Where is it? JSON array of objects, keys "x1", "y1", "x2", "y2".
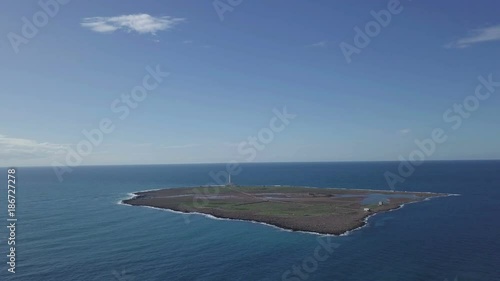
[{"x1": 226, "y1": 174, "x2": 235, "y2": 187}]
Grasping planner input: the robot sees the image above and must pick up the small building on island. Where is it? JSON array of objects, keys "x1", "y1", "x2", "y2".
[{"x1": 363, "y1": 208, "x2": 371, "y2": 212}]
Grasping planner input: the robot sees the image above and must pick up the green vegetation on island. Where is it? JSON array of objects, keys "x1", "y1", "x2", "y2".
[{"x1": 123, "y1": 186, "x2": 449, "y2": 235}]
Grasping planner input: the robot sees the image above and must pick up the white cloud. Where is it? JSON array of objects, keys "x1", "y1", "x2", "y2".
[
  {"x1": 222, "y1": 141, "x2": 241, "y2": 147},
  {"x1": 308, "y1": 41, "x2": 327, "y2": 48},
  {"x1": 399, "y1": 129, "x2": 411, "y2": 135},
  {"x1": 0, "y1": 135, "x2": 67, "y2": 160},
  {"x1": 131, "y1": 143, "x2": 153, "y2": 148},
  {"x1": 162, "y1": 144, "x2": 200, "y2": 149},
  {"x1": 81, "y1": 14, "x2": 184, "y2": 35},
  {"x1": 445, "y1": 24, "x2": 500, "y2": 48}
]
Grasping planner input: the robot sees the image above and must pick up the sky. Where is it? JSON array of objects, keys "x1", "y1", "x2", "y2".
[{"x1": 1, "y1": 0, "x2": 500, "y2": 167}]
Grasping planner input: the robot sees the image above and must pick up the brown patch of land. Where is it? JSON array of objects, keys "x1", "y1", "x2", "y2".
[{"x1": 122, "y1": 186, "x2": 449, "y2": 235}]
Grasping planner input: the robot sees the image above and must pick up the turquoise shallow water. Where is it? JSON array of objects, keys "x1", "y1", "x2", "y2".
[{"x1": 0, "y1": 161, "x2": 499, "y2": 280}]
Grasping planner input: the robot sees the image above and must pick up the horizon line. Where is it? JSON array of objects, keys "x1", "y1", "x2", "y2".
[{"x1": 3, "y1": 158, "x2": 500, "y2": 168}]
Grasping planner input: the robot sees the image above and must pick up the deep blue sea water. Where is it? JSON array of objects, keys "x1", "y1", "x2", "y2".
[{"x1": 0, "y1": 161, "x2": 499, "y2": 281}]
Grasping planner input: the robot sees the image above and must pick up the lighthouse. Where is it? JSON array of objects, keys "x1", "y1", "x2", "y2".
[{"x1": 226, "y1": 174, "x2": 235, "y2": 187}]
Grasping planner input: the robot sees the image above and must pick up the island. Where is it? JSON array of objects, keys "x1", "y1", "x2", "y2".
[{"x1": 122, "y1": 186, "x2": 450, "y2": 235}]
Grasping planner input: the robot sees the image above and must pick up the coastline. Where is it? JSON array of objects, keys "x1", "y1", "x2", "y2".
[
  {"x1": 119, "y1": 186, "x2": 455, "y2": 236},
  {"x1": 120, "y1": 192, "x2": 347, "y2": 236}
]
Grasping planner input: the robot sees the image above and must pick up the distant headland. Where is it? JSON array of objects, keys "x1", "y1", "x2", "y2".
[{"x1": 122, "y1": 186, "x2": 451, "y2": 235}]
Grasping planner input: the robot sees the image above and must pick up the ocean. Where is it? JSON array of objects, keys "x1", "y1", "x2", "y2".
[{"x1": 0, "y1": 161, "x2": 499, "y2": 281}]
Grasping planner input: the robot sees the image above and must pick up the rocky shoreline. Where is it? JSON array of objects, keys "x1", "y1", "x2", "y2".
[{"x1": 122, "y1": 186, "x2": 450, "y2": 235}]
